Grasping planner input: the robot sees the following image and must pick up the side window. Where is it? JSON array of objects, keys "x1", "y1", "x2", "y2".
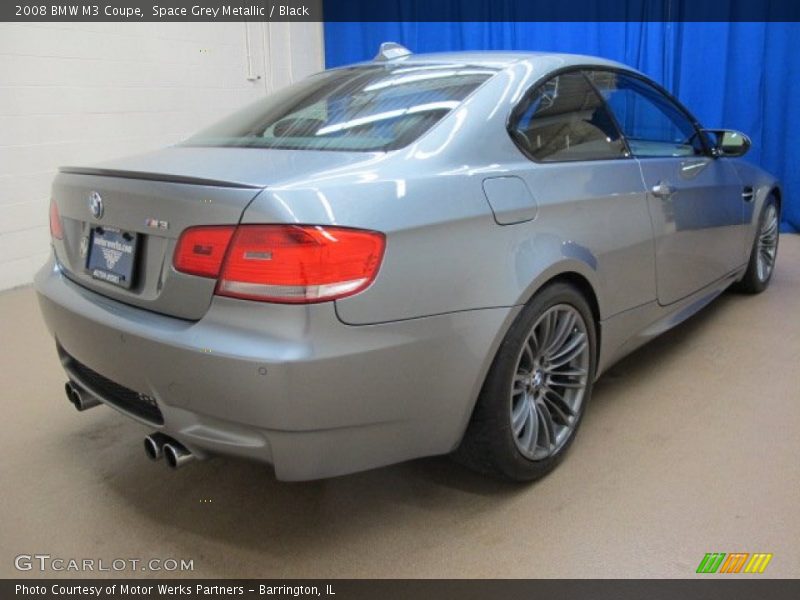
[
  {"x1": 587, "y1": 71, "x2": 704, "y2": 158},
  {"x1": 509, "y1": 71, "x2": 627, "y2": 162}
]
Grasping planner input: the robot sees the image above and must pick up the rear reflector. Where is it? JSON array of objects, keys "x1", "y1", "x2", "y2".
[
  {"x1": 173, "y1": 224, "x2": 385, "y2": 304},
  {"x1": 49, "y1": 199, "x2": 63, "y2": 240},
  {"x1": 173, "y1": 226, "x2": 235, "y2": 278}
]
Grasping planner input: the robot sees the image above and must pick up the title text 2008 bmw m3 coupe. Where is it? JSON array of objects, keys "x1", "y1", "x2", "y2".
[{"x1": 36, "y1": 46, "x2": 780, "y2": 481}]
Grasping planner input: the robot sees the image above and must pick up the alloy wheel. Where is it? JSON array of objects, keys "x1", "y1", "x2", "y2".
[
  {"x1": 756, "y1": 204, "x2": 779, "y2": 282},
  {"x1": 510, "y1": 304, "x2": 591, "y2": 460}
]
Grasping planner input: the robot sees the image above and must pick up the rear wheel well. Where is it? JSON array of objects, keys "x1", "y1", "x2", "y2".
[
  {"x1": 771, "y1": 187, "x2": 782, "y2": 214},
  {"x1": 535, "y1": 272, "x2": 599, "y2": 319},
  {"x1": 456, "y1": 274, "x2": 601, "y2": 479}
]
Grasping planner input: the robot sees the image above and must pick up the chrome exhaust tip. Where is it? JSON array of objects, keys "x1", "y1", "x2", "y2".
[
  {"x1": 163, "y1": 441, "x2": 194, "y2": 469},
  {"x1": 143, "y1": 433, "x2": 171, "y2": 461},
  {"x1": 65, "y1": 381, "x2": 100, "y2": 411},
  {"x1": 64, "y1": 382, "x2": 77, "y2": 408}
]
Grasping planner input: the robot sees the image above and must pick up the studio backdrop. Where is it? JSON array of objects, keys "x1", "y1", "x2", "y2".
[{"x1": 324, "y1": 17, "x2": 799, "y2": 233}]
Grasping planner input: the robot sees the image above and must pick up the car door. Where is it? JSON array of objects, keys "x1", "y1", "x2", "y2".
[
  {"x1": 588, "y1": 70, "x2": 746, "y2": 306},
  {"x1": 505, "y1": 70, "x2": 656, "y2": 317}
]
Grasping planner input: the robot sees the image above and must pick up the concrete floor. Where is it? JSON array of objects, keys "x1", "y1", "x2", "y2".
[{"x1": 1, "y1": 236, "x2": 799, "y2": 579}]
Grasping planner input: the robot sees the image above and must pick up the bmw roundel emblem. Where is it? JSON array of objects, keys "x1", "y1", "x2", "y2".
[{"x1": 89, "y1": 191, "x2": 104, "y2": 219}]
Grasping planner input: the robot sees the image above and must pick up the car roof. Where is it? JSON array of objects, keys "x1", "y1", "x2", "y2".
[
  {"x1": 394, "y1": 50, "x2": 630, "y2": 70},
  {"x1": 334, "y1": 49, "x2": 637, "y2": 80}
]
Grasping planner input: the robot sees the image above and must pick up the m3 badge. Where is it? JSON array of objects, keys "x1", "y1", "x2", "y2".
[{"x1": 145, "y1": 218, "x2": 169, "y2": 231}]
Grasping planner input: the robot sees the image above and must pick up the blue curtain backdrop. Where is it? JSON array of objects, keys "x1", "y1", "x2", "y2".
[{"x1": 324, "y1": 20, "x2": 800, "y2": 232}]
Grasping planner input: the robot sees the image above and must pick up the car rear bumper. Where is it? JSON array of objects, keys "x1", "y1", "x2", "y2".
[{"x1": 35, "y1": 256, "x2": 515, "y2": 480}]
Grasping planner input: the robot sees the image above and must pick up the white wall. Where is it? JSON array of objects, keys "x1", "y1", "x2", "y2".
[{"x1": 0, "y1": 22, "x2": 324, "y2": 291}]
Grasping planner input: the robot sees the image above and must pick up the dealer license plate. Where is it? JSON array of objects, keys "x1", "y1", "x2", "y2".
[{"x1": 86, "y1": 226, "x2": 138, "y2": 289}]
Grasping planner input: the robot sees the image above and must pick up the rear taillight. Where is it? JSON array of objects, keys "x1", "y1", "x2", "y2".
[
  {"x1": 49, "y1": 199, "x2": 63, "y2": 240},
  {"x1": 173, "y1": 226, "x2": 235, "y2": 278},
  {"x1": 173, "y1": 224, "x2": 385, "y2": 304},
  {"x1": 218, "y1": 225, "x2": 385, "y2": 303}
]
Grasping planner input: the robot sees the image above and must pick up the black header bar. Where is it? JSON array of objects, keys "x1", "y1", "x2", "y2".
[{"x1": 4, "y1": 0, "x2": 800, "y2": 22}]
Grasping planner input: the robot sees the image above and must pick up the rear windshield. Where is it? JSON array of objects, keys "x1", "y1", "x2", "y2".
[{"x1": 182, "y1": 65, "x2": 495, "y2": 152}]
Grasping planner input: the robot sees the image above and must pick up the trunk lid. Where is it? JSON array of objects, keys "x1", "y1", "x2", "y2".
[{"x1": 51, "y1": 146, "x2": 373, "y2": 320}]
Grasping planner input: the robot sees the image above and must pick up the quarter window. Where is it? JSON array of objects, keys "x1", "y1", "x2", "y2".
[
  {"x1": 587, "y1": 71, "x2": 705, "y2": 157},
  {"x1": 509, "y1": 71, "x2": 627, "y2": 162}
]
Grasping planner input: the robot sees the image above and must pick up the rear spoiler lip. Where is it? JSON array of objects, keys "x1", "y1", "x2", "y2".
[{"x1": 58, "y1": 166, "x2": 264, "y2": 190}]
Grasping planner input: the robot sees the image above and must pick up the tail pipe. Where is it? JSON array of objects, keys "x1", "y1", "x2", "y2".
[
  {"x1": 144, "y1": 433, "x2": 194, "y2": 469},
  {"x1": 143, "y1": 433, "x2": 172, "y2": 461},
  {"x1": 64, "y1": 381, "x2": 100, "y2": 411},
  {"x1": 163, "y1": 441, "x2": 194, "y2": 469}
]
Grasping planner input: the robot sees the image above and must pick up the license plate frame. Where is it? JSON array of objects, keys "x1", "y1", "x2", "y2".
[{"x1": 86, "y1": 226, "x2": 139, "y2": 289}]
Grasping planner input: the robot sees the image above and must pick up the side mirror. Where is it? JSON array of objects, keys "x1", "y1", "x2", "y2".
[{"x1": 704, "y1": 129, "x2": 751, "y2": 157}]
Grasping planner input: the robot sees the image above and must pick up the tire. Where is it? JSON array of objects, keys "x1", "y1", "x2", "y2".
[
  {"x1": 455, "y1": 282, "x2": 597, "y2": 482},
  {"x1": 735, "y1": 194, "x2": 780, "y2": 294}
]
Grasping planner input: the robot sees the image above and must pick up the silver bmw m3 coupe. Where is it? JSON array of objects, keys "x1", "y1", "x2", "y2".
[{"x1": 36, "y1": 46, "x2": 780, "y2": 481}]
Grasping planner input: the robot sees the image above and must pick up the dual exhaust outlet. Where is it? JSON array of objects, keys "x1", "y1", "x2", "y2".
[
  {"x1": 64, "y1": 381, "x2": 101, "y2": 411},
  {"x1": 64, "y1": 381, "x2": 193, "y2": 470},
  {"x1": 144, "y1": 432, "x2": 194, "y2": 470}
]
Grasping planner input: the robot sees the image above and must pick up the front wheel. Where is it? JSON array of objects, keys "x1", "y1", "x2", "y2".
[
  {"x1": 735, "y1": 195, "x2": 779, "y2": 294},
  {"x1": 455, "y1": 282, "x2": 597, "y2": 481}
]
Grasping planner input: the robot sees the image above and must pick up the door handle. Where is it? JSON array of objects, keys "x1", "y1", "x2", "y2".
[
  {"x1": 680, "y1": 160, "x2": 708, "y2": 173},
  {"x1": 651, "y1": 182, "x2": 676, "y2": 198},
  {"x1": 742, "y1": 186, "x2": 755, "y2": 202}
]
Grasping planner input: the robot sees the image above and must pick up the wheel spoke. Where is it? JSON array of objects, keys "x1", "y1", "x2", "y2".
[
  {"x1": 548, "y1": 332, "x2": 587, "y2": 367},
  {"x1": 537, "y1": 311, "x2": 555, "y2": 352},
  {"x1": 542, "y1": 388, "x2": 574, "y2": 426},
  {"x1": 528, "y1": 328, "x2": 540, "y2": 356},
  {"x1": 536, "y1": 401, "x2": 555, "y2": 450},
  {"x1": 518, "y1": 402, "x2": 538, "y2": 452},
  {"x1": 548, "y1": 363, "x2": 587, "y2": 387},
  {"x1": 548, "y1": 366, "x2": 587, "y2": 378},
  {"x1": 511, "y1": 397, "x2": 529, "y2": 435},
  {"x1": 544, "y1": 310, "x2": 575, "y2": 356},
  {"x1": 549, "y1": 378, "x2": 585, "y2": 389},
  {"x1": 521, "y1": 339, "x2": 535, "y2": 369},
  {"x1": 766, "y1": 211, "x2": 778, "y2": 232},
  {"x1": 527, "y1": 403, "x2": 539, "y2": 452}
]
